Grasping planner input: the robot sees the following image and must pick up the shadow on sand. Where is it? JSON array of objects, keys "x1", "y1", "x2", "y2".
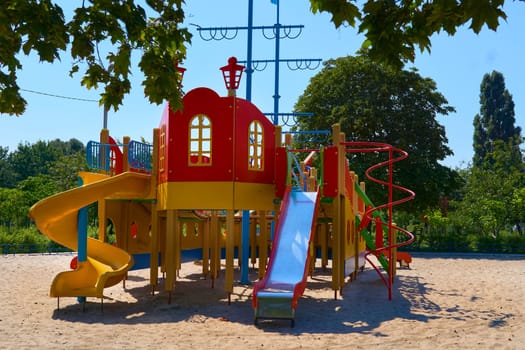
[{"x1": 51, "y1": 258, "x2": 517, "y2": 334}]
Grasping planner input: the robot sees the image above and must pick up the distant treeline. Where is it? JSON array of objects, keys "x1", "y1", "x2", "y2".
[{"x1": 0, "y1": 139, "x2": 524, "y2": 254}]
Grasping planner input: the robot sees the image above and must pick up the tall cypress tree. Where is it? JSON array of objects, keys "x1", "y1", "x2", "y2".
[{"x1": 473, "y1": 71, "x2": 522, "y2": 169}]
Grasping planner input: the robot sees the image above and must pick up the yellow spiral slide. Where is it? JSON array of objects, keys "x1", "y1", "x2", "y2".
[{"x1": 29, "y1": 172, "x2": 153, "y2": 299}]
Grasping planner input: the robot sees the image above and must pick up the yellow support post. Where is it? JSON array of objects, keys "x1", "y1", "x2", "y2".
[
  {"x1": 98, "y1": 199, "x2": 107, "y2": 243},
  {"x1": 175, "y1": 211, "x2": 181, "y2": 273},
  {"x1": 338, "y1": 130, "x2": 347, "y2": 294},
  {"x1": 99, "y1": 129, "x2": 109, "y2": 175},
  {"x1": 329, "y1": 124, "x2": 348, "y2": 297},
  {"x1": 209, "y1": 211, "x2": 219, "y2": 286},
  {"x1": 331, "y1": 124, "x2": 341, "y2": 296},
  {"x1": 149, "y1": 128, "x2": 160, "y2": 291},
  {"x1": 275, "y1": 125, "x2": 282, "y2": 147},
  {"x1": 284, "y1": 133, "x2": 292, "y2": 146},
  {"x1": 150, "y1": 206, "x2": 159, "y2": 292},
  {"x1": 392, "y1": 224, "x2": 398, "y2": 277},
  {"x1": 309, "y1": 225, "x2": 316, "y2": 276},
  {"x1": 258, "y1": 210, "x2": 268, "y2": 280},
  {"x1": 351, "y1": 172, "x2": 359, "y2": 280},
  {"x1": 319, "y1": 223, "x2": 328, "y2": 269},
  {"x1": 122, "y1": 136, "x2": 130, "y2": 172},
  {"x1": 225, "y1": 210, "x2": 235, "y2": 303},
  {"x1": 165, "y1": 210, "x2": 179, "y2": 302},
  {"x1": 202, "y1": 216, "x2": 210, "y2": 277},
  {"x1": 117, "y1": 200, "x2": 130, "y2": 252},
  {"x1": 359, "y1": 181, "x2": 367, "y2": 269}
]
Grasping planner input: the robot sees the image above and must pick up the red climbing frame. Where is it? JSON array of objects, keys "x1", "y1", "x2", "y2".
[{"x1": 343, "y1": 141, "x2": 416, "y2": 300}]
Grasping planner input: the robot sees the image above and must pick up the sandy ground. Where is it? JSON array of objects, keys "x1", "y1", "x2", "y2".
[{"x1": 1, "y1": 252, "x2": 524, "y2": 350}]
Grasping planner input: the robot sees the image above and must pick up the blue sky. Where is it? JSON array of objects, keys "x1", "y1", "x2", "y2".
[{"x1": 1, "y1": 0, "x2": 524, "y2": 168}]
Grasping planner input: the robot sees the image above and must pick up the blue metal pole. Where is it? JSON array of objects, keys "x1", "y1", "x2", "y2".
[
  {"x1": 77, "y1": 176, "x2": 88, "y2": 262},
  {"x1": 273, "y1": 1, "x2": 280, "y2": 126},
  {"x1": 240, "y1": 0, "x2": 254, "y2": 285},
  {"x1": 77, "y1": 176, "x2": 88, "y2": 303},
  {"x1": 240, "y1": 213, "x2": 250, "y2": 285},
  {"x1": 245, "y1": 0, "x2": 254, "y2": 102}
]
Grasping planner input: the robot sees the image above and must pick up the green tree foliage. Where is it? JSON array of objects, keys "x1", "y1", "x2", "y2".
[
  {"x1": 293, "y1": 55, "x2": 461, "y2": 212},
  {"x1": 0, "y1": 187, "x2": 26, "y2": 226},
  {"x1": 0, "y1": 146, "x2": 15, "y2": 188},
  {"x1": 0, "y1": 175, "x2": 59, "y2": 226},
  {"x1": 1, "y1": 0, "x2": 189, "y2": 116},
  {"x1": 2, "y1": 1, "x2": 523, "y2": 116},
  {"x1": 0, "y1": 138, "x2": 87, "y2": 227},
  {"x1": 510, "y1": 187, "x2": 525, "y2": 230},
  {"x1": 1, "y1": 138, "x2": 87, "y2": 188},
  {"x1": 451, "y1": 146, "x2": 524, "y2": 237},
  {"x1": 473, "y1": 71, "x2": 523, "y2": 169},
  {"x1": 309, "y1": 0, "x2": 523, "y2": 68},
  {"x1": 454, "y1": 70, "x2": 525, "y2": 239},
  {"x1": 48, "y1": 153, "x2": 89, "y2": 191}
]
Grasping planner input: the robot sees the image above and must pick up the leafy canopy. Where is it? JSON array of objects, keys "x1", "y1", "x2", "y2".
[
  {"x1": 293, "y1": 54, "x2": 461, "y2": 212},
  {"x1": 0, "y1": 138, "x2": 87, "y2": 189},
  {"x1": 1, "y1": 0, "x2": 189, "y2": 116},
  {"x1": 1, "y1": 0, "x2": 522, "y2": 116},
  {"x1": 0, "y1": 138, "x2": 87, "y2": 226},
  {"x1": 309, "y1": 0, "x2": 522, "y2": 68},
  {"x1": 451, "y1": 145, "x2": 524, "y2": 237},
  {"x1": 472, "y1": 71, "x2": 523, "y2": 169}
]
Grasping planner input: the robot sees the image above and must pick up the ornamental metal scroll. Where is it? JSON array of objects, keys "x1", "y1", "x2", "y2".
[{"x1": 261, "y1": 24, "x2": 303, "y2": 40}]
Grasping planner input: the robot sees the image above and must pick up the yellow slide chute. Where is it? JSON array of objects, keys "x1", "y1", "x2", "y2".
[{"x1": 29, "y1": 172, "x2": 153, "y2": 298}]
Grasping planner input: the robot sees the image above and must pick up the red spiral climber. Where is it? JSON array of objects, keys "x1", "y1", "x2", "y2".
[{"x1": 344, "y1": 141, "x2": 415, "y2": 300}]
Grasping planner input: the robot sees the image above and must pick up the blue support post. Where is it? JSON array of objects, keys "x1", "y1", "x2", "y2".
[
  {"x1": 240, "y1": 212, "x2": 251, "y2": 284},
  {"x1": 270, "y1": 2, "x2": 281, "y2": 244},
  {"x1": 273, "y1": 1, "x2": 281, "y2": 125},
  {"x1": 77, "y1": 176, "x2": 88, "y2": 303},
  {"x1": 240, "y1": 0, "x2": 254, "y2": 285},
  {"x1": 78, "y1": 208, "x2": 88, "y2": 262},
  {"x1": 245, "y1": 0, "x2": 254, "y2": 102}
]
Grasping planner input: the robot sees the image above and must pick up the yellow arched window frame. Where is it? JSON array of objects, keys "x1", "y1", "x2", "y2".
[
  {"x1": 248, "y1": 120, "x2": 264, "y2": 171},
  {"x1": 189, "y1": 114, "x2": 212, "y2": 166},
  {"x1": 159, "y1": 124, "x2": 166, "y2": 173}
]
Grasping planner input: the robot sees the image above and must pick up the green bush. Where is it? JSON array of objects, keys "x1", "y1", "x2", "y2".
[
  {"x1": 503, "y1": 235, "x2": 525, "y2": 253},
  {"x1": 0, "y1": 226, "x2": 72, "y2": 253},
  {"x1": 475, "y1": 234, "x2": 525, "y2": 254},
  {"x1": 0, "y1": 226, "x2": 50, "y2": 253}
]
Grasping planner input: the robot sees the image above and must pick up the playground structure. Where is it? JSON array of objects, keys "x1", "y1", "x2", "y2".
[{"x1": 29, "y1": 57, "x2": 414, "y2": 325}]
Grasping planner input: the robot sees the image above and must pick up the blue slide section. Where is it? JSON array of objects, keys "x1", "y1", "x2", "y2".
[{"x1": 252, "y1": 189, "x2": 319, "y2": 326}]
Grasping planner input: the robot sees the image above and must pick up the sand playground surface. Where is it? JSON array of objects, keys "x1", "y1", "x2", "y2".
[{"x1": 1, "y1": 252, "x2": 524, "y2": 350}]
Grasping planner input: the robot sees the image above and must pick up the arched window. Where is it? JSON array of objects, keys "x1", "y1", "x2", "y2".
[
  {"x1": 248, "y1": 120, "x2": 264, "y2": 171},
  {"x1": 189, "y1": 114, "x2": 212, "y2": 166}
]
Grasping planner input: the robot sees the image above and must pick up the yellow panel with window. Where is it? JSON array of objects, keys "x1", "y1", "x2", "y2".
[{"x1": 159, "y1": 124, "x2": 166, "y2": 173}]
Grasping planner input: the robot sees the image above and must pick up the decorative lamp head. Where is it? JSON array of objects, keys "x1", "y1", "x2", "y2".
[{"x1": 220, "y1": 56, "x2": 245, "y2": 96}]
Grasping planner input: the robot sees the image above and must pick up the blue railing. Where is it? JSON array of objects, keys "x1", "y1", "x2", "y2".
[
  {"x1": 128, "y1": 140, "x2": 153, "y2": 172},
  {"x1": 86, "y1": 140, "x2": 111, "y2": 171},
  {"x1": 85, "y1": 140, "x2": 153, "y2": 173}
]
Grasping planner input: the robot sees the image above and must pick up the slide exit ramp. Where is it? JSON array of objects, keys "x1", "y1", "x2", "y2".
[{"x1": 252, "y1": 187, "x2": 320, "y2": 327}]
